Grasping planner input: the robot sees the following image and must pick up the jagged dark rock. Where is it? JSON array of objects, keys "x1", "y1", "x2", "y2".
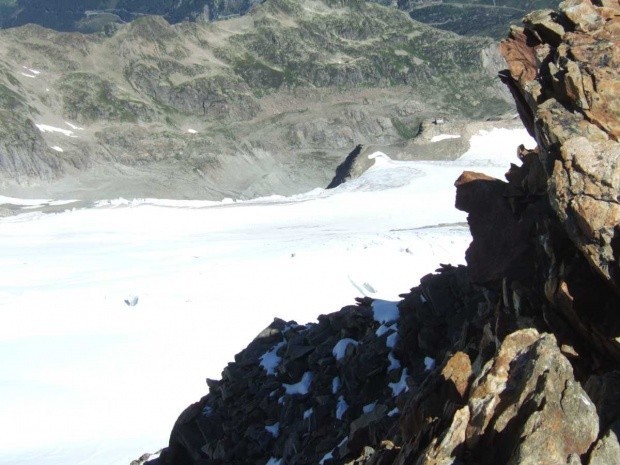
[
  {"x1": 153, "y1": 303, "x2": 411, "y2": 465},
  {"x1": 145, "y1": 2, "x2": 620, "y2": 465},
  {"x1": 145, "y1": 266, "x2": 487, "y2": 465},
  {"x1": 326, "y1": 145, "x2": 364, "y2": 189}
]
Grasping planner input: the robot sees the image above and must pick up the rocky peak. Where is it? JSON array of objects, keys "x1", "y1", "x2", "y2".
[{"x1": 500, "y1": 0, "x2": 620, "y2": 294}]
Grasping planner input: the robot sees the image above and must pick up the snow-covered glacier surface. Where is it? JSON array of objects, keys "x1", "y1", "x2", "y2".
[{"x1": 0, "y1": 128, "x2": 534, "y2": 465}]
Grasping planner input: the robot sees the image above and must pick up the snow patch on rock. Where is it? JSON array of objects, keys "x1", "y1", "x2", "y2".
[
  {"x1": 431, "y1": 134, "x2": 461, "y2": 142},
  {"x1": 35, "y1": 124, "x2": 78, "y2": 138},
  {"x1": 372, "y1": 300, "x2": 399, "y2": 324},
  {"x1": 260, "y1": 341, "x2": 286, "y2": 375},
  {"x1": 265, "y1": 422, "x2": 280, "y2": 438},
  {"x1": 332, "y1": 376, "x2": 341, "y2": 394},
  {"x1": 389, "y1": 368, "x2": 409, "y2": 396},
  {"x1": 283, "y1": 372, "x2": 313, "y2": 395},
  {"x1": 336, "y1": 396, "x2": 349, "y2": 420},
  {"x1": 332, "y1": 338, "x2": 358, "y2": 361}
]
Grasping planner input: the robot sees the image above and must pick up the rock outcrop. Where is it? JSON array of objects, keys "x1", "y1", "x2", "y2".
[
  {"x1": 500, "y1": 0, "x2": 620, "y2": 294},
  {"x1": 146, "y1": 2, "x2": 620, "y2": 464}
]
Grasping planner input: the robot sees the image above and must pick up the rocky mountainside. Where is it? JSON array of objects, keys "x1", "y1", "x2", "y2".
[
  {"x1": 403, "y1": 0, "x2": 563, "y2": 39},
  {"x1": 142, "y1": 1, "x2": 620, "y2": 464},
  {"x1": 0, "y1": 0, "x2": 560, "y2": 37},
  {"x1": 0, "y1": 0, "x2": 264, "y2": 31},
  {"x1": 0, "y1": 0, "x2": 515, "y2": 201}
]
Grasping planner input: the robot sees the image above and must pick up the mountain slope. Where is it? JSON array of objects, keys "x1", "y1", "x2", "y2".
[
  {"x1": 0, "y1": 0, "x2": 263, "y2": 31},
  {"x1": 0, "y1": 0, "x2": 513, "y2": 200},
  {"x1": 0, "y1": 0, "x2": 561, "y2": 39},
  {"x1": 401, "y1": 0, "x2": 562, "y2": 39}
]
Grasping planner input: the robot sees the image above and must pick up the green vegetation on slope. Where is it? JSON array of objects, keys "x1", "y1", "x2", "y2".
[
  {"x1": 0, "y1": 0, "x2": 519, "y2": 198},
  {"x1": 0, "y1": 0, "x2": 561, "y2": 38},
  {"x1": 402, "y1": 0, "x2": 562, "y2": 39}
]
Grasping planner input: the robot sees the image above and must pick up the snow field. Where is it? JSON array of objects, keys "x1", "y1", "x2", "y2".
[{"x1": 0, "y1": 127, "x2": 535, "y2": 465}]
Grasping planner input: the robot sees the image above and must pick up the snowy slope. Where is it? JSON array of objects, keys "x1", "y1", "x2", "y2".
[{"x1": 0, "y1": 128, "x2": 534, "y2": 465}]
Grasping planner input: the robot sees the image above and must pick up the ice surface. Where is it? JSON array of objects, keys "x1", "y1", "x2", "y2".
[
  {"x1": 332, "y1": 338, "x2": 359, "y2": 361},
  {"x1": 0, "y1": 127, "x2": 535, "y2": 465}
]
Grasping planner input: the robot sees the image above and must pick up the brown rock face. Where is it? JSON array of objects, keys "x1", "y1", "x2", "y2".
[
  {"x1": 501, "y1": 0, "x2": 620, "y2": 292},
  {"x1": 410, "y1": 330, "x2": 600, "y2": 465},
  {"x1": 466, "y1": 330, "x2": 599, "y2": 464},
  {"x1": 454, "y1": 170, "x2": 539, "y2": 286}
]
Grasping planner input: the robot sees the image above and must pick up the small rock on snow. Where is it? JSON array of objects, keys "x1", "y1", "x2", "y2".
[
  {"x1": 332, "y1": 338, "x2": 359, "y2": 361},
  {"x1": 124, "y1": 295, "x2": 139, "y2": 306}
]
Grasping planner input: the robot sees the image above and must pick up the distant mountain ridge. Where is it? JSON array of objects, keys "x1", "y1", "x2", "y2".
[
  {"x1": 0, "y1": 0, "x2": 560, "y2": 37},
  {"x1": 0, "y1": 0, "x2": 523, "y2": 201},
  {"x1": 0, "y1": 0, "x2": 264, "y2": 32}
]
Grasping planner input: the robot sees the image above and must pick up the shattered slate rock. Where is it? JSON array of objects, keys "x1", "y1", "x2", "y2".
[{"x1": 153, "y1": 300, "x2": 411, "y2": 465}]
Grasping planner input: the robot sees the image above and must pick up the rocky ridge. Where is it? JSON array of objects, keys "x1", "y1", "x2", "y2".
[{"x1": 144, "y1": 2, "x2": 620, "y2": 464}]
